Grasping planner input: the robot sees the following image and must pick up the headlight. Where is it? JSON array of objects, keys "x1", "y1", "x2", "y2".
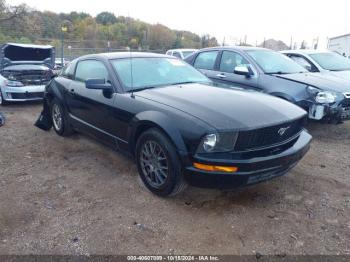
[
  {"x1": 306, "y1": 86, "x2": 340, "y2": 104},
  {"x1": 6, "y1": 80, "x2": 24, "y2": 87},
  {"x1": 197, "y1": 132, "x2": 238, "y2": 153},
  {"x1": 315, "y1": 91, "x2": 336, "y2": 104}
]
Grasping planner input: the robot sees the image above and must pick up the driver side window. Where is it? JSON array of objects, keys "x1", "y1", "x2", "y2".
[
  {"x1": 219, "y1": 51, "x2": 249, "y2": 73},
  {"x1": 75, "y1": 60, "x2": 109, "y2": 82},
  {"x1": 289, "y1": 55, "x2": 318, "y2": 72}
]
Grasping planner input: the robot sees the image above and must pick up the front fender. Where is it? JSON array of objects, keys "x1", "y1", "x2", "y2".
[
  {"x1": 128, "y1": 110, "x2": 188, "y2": 155},
  {"x1": 269, "y1": 92, "x2": 297, "y2": 104}
]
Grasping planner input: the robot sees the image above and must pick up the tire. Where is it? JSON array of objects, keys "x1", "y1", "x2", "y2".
[
  {"x1": 0, "y1": 89, "x2": 8, "y2": 106},
  {"x1": 135, "y1": 128, "x2": 187, "y2": 197},
  {"x1": 50, "y1": 98, "x2": 74, "y2": 136}
]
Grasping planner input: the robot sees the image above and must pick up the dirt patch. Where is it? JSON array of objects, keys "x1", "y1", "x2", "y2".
[{"x1": 0, "y1": 103, "x2": 349, "y2": 255}]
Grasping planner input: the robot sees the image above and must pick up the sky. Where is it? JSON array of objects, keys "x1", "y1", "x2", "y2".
[{"x1": 7, "y1": 0, "x2": 350, "y2": 48}]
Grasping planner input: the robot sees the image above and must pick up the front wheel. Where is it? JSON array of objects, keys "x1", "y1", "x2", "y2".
[
  {"x1": 0, "y1": 89, "x2": 8, "y2": 106},
  {"x1": 135, "y1": 128, "x2": 187, "y2": 197},
  {"x1": 51, "y1": 99, "x2": 74, "y2": 136}
]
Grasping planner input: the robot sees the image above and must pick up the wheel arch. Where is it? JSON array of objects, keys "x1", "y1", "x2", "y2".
[
  {"x1": 270, "y1": 92, "x2": 297, "y2": 104},
  {"x1": 128, "y1": 111, "x2": 188, "y2": 156}
]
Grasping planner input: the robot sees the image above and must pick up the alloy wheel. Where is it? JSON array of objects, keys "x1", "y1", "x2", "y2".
[
  {"x1": 52, "y1": 104, "x2": 63, "y2": 131},
  {"x1": 140, "y1": 140, "x2": 169, "y2": 188}
]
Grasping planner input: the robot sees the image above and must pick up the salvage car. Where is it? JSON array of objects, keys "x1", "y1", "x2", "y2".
[
  {"x1": 0, "y1": 43, "x2": 55, "y2": 105},
  {"x1": 282, "y1": 49, "x2": 350, "y2": 80},
  {"x1": 185, "y1": 47, "x2": 350, "y2": 122},
  {"x1": 36, "y1": 52, "x2": 311, "y2": 197}
]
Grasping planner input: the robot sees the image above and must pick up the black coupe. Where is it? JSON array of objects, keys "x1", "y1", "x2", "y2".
[{"x1": 36, "y1": 52, "x2": 312, "y2": 196}]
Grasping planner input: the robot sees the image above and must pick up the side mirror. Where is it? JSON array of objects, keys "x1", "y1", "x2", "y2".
[
  {"x1": 85, "y1": 78, "x2": 112, "y2": 90},
  {"x1": 304, "y1": 65, "x2": 312, "y2": 72},
  {"x1": 234, "y1": 65, "x2": 253, "y2": 77}
]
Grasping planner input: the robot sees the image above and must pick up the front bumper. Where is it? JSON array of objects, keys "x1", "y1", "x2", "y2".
[
  {"x1": 183, "y1": 130, "x2": 312, "y2": 189},
  {"x1": 0, "y1": 85, "x2": 45, "y2": 102},
  {"x1": 308, "y1": 99, "x2": 350, "y2": 121}
]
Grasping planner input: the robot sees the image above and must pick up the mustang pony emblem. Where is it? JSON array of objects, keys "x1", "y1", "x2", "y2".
[{"x1": 278, "y1": 126, "x2": 290, "y2": 136}]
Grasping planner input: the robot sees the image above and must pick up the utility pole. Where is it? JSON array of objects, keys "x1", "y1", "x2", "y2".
[{"x1": 61, "y1": 25, "x2": 68, "y2": 66}]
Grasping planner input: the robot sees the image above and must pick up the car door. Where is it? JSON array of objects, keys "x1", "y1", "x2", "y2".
[
  {"x1": 193, "y1": 50, "x2": 221, "y2": 79},
  {"x1": 66, "y1": 59, "x2": 117, "y2": 141},
  {"x1": 212, "y1": 50, "x2": 259, "y2": 90}
]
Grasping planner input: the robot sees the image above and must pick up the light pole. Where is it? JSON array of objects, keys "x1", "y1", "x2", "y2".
[{"x1": 61, "y1": 25, "x2": 68, "y2": 66}]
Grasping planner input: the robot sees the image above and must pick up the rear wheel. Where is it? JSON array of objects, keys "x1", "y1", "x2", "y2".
[
  {"x1": 51, "y1": 99, "x2": 74, "y2": 136},
  {"x1": 135, "y1": 128, "x2": 187, "y2": 197}
]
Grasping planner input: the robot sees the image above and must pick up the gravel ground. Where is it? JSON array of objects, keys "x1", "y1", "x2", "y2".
[{"x1": 0, "y1": 103, "x2": 349, "y2": 255}]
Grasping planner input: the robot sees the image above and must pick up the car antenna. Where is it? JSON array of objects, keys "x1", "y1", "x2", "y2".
[{"x1": 130, "y1": 46, "x2": 134, "y2": 98}]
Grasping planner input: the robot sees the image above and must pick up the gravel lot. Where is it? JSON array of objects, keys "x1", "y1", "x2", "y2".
[{"x1": 0, "y1": 103, "x2": 349, "y2": 255}]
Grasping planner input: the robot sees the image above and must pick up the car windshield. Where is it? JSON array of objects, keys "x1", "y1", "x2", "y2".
[
  {"x1": 247, "y1": 50, "x2": 307, "y2": 74},
  {"x1": 111, "y1": 57, "x2": 210, "y2": 91},
  {"x1": 309, "y1": 52, "x2": 350, "y2": 71},
  {"x1": 182, "y1": 51, "x2": 196, "y2": 58}
]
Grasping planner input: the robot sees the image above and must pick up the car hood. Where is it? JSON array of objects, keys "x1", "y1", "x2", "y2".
[
  {"x1": 324, "y1": 70, "x2": 350, "y2": 82},
  {"x1": 2, "y1": 64, "x2": 50, "y2": 71},
  {"x1": 274, "y1": 72, "x2": 350, "y2": 93},
  {"x1": 136, "y1": 83, "x2": 306, "y2": 131}
]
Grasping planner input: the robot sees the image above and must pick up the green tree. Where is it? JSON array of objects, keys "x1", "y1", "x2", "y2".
[{"x1": 96, "y1": 12, "x2": 117, "y2": 25}]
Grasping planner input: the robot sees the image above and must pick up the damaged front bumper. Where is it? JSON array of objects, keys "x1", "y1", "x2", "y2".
[
  {"x1": 308, "y1": 96, "x2": 350, "y2": 122},
  {"x1": 0, "y1": 84, "x2": 45, "y2": 102}
]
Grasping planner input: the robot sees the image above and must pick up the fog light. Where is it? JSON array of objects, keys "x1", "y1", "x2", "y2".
[{"x1": 193, "y1": 162, "x2": 238, "y2": 173}]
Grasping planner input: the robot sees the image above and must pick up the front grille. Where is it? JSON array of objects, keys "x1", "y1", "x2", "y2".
[
  {"x1": 341, "y1": 98, "x2": 350, "y2": 107},
  {"x1": 235, "y1": 118, "x2": 304, "y2": 151},
  {"x1": 11, "y1": 92, "x2": 44, "y2": 99}
]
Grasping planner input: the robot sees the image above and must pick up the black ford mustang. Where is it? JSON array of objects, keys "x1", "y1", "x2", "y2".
[{"x1": 36, "y1": 52, "x2": 312, "y2": 197}]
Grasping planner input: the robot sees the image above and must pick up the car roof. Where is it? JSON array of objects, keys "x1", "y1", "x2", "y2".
[
  {"x1": 199, "y1": 46, "x2": 270, "y2": 52},
  {"x1": 169, "y1": 48, "x2": 198, "y2": 52},
  {"x1": 281, "y1": 49, "x2": 332, "y2": 55},
  {"x1": 78, "y1": 52, "x2": 174, "y2": 60}
]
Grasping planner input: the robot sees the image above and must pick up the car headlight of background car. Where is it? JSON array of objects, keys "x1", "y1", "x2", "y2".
[
  {"x1": 4, "y1": 79, "x2": 24, "y2": 87},
  {"x1": 197, "y1": 132, "x2": 238, "y2": 153},
  {"x1": 306, "y1": 86, "x2": 343, "y2": 104}
]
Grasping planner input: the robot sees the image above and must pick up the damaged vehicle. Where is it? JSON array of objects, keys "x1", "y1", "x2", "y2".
[
  {"x1": 0, "y1": 43, "x2": 55, "y2": 105},
  {"x1": 185, "y1": 47, "x2": 350, "y2": 123},
  {"x1": 36, "y1": 52, "x2": 311, "y2": 197}
]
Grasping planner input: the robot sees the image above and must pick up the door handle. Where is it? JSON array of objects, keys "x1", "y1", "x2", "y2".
[
  {"x1": 69, "y1": 89, "x2": 75, "y2": 94},
  {"x1": 216, "y1": 73, "x2": 227, "y2": 79}
]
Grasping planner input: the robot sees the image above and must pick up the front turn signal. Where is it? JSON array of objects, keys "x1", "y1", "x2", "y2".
[{"x1": 193, "y1": 163, "x2": 238, "y2": 173}]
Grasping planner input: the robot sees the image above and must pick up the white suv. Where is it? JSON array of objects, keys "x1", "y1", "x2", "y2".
[{"x1": 166, "y1": 49, "x2": 198, "y2": 60}]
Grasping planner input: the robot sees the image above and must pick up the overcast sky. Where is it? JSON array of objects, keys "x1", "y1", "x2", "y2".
[{"x1": 7, "y1": 0, "x2": 350, "y2": 48}]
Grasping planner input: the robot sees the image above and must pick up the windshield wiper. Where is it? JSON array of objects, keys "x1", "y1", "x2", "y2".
[
  {"x1": 169, "y1": 81, "x2": 198, "y2": 86},
  {"x1": 266, "y1": 71, "x2": 290, "y2": 75},
  {"x1": 128, "y1": 86, "x2": 157, "y2": 92}
]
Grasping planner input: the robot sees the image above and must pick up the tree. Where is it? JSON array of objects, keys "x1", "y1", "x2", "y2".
[
  {"x1": 0, "y1": 0, "x2": 27, "y2": 23},
  {"x1": 96, "y1": 12, "x2": 117, "y2": 25}
]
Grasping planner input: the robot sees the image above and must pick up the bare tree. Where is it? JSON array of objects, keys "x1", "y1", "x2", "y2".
[{"x1": 0, "y1": 0, "x2": 27, "y2": 24}]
